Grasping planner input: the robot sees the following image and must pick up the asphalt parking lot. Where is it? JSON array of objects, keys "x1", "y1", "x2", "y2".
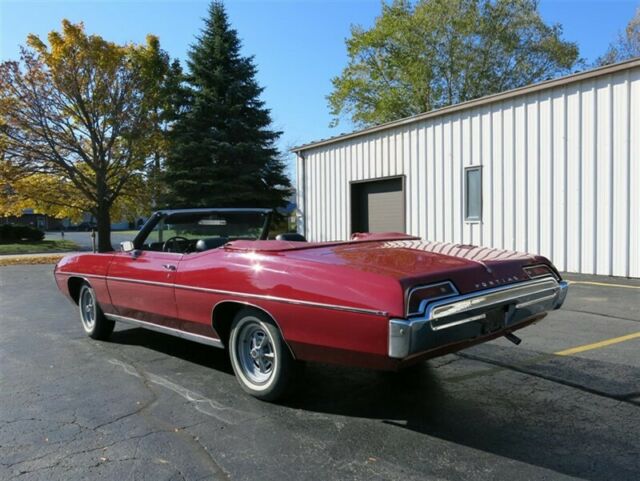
[{"x1": 1, "y1": 265, "x2": 639, "y2": 481}]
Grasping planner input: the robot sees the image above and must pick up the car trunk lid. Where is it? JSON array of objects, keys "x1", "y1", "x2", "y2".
[{"x1": 283, "y1": 239, "x2": 540, "y2": 295}]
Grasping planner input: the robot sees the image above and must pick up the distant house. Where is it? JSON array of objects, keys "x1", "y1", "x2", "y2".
[
  {"x1": 1, "y1": 209, "x2": 146, "y2": 231},
  {"x1": 1, "y1": 209, "x2": 63, "y2": 230}
]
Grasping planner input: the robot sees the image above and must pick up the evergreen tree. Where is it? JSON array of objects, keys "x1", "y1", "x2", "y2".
[{"x1": 163, "y1": 1, "x2": 291, "y2": 210}]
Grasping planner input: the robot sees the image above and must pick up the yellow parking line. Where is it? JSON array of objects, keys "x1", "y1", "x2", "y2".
[
  {"x1": 567, "y1": 280, "x2": 640, "y2": 290},
  {"x1": 444, "y1": 332, "x2": 640, "y2": 383},
  {"x1": 554, "y1": 332, "x2": 640, "y2": 356}
]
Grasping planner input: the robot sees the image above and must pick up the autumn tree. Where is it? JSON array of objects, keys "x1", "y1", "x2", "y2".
[
  {"x1": 328, "y1": 0, "x2": 580, "y2": 127},
  {"x1": 596, "y1": 6, "x2": 640, "y2": 66},
  {"x1": 163, "y1": 1, "x2": 291, "y2": 210},
  {"x1": 0, "y1": 21, "x2": 174, "y2": 251}
]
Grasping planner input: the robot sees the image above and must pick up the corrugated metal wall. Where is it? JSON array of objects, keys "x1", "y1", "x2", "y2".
[{"x1": 296, "y1": 64, "x2": 640, "y2": 277}]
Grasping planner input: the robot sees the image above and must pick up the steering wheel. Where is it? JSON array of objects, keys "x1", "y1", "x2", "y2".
[{"x1": 163, "y1": 236, "x2": 190, "y2": 253}]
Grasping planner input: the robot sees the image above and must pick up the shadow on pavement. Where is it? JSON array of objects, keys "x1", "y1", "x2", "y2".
[
  {"x1": 109, "y1": 327, "x2": 234, "y2": 375},
  {"x1": 107, "y1": 327, "x2": 639, "y2": 481}
]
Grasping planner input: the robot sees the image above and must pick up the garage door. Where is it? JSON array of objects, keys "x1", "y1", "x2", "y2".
[{"x1": 351, "y1": 177, "x2": 405, "y2": 234}]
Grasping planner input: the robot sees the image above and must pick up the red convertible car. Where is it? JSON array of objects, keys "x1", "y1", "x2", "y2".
[{"x1": 55, "y1": 208, "x2": 568, "y2": 401}]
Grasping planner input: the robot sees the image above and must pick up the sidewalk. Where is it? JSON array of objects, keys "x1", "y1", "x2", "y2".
[
  {"x1": 0, "y1": 251, "x2": 82, "y2": 266},
  {"x1": 0, "y1": 251, "x2": 82, "y2": 259}
]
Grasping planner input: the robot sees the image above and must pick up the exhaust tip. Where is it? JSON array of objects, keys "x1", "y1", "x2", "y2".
[{"x1": 504, "y1": 331, "x2": 522, "y2": 345}]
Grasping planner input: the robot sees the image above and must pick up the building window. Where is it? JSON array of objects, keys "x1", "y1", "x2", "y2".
[{"x1": 465, "y1": 166, "x2": 482, "y2": 222}]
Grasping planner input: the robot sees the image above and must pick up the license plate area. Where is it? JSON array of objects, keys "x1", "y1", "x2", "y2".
[{"x1": 481, "y1": 305, "x2": 509, "y2": 334}]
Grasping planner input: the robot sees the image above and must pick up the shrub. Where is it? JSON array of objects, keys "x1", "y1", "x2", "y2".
[
  {"x1": 31, "y1": 228, "x2": 46, "y2": 241},
  {"x1": 0, "y1": 224, "x2": 14, "y2": 242},
  {"x1": 0, "y1": 224, "x2": 45, "y2": 242}
]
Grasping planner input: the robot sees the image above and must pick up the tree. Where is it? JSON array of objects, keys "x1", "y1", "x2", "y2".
[
  {"x1": 596, "y1": 6, "x2": 640, "y2": 66},
  {"x1": 131, "y1": 43, "x2": 186, "y2": 207},
  {"x1": 163, "y1": 1, "x2": 291, "y2": 210},
  {"x1": 328, "y1": 0, "x2": 580, "y2": 127},
  {"x1": 0, "y1": 21, "x2": 173, "y2": 251}
]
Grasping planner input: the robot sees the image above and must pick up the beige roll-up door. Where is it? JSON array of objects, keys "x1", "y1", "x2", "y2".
[{"x1": 351, "y1": 177, "x2": 405, "y2": 234}]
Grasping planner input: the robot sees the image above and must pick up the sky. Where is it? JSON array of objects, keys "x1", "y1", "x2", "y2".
[{"x1": 1, "y1": 0, "x2": 638, "y2": 178}]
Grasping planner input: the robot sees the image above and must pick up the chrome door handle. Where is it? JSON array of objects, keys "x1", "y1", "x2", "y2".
[{"x1": 162, "y1": 264, "x2": 177, "y2": 271}]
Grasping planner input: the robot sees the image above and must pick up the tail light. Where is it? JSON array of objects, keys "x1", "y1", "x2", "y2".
[
  {"x1": 523, "y1": 264, "x2": 559, "y2": 281},
  {"x1": 406, "y1": 282, "x2": 457, "y2": 316}
]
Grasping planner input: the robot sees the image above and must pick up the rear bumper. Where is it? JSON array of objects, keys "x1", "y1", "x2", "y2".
[{"x1": 389, "y1": 278, "x2": 569, "y2": 359}]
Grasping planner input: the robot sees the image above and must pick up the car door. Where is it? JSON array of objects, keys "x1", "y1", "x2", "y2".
[
  {"x1": 107, "y1": 249, "x2": 181, "y2": 328},
  {"x1": 173, "y1": 248, "x2": 229, "y2": 339}
]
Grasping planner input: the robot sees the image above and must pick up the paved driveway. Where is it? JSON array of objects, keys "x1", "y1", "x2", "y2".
[{"x1": 1, "y1": 266, "x2": 639, "y2": 480}]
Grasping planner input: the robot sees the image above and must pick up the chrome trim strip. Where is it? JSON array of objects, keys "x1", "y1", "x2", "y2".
[
  {"x1": 177, "y1": 284, "x2": 388, "y2": 316},
  {"x1": 515, "y1": 293, "x2": 558, "y2": 309},
  {"x1": 105, "y1": 313, "x2": 224, "y2": 349},
  {"x1": 554, "y1": 281, "x2": 569, "y2": 309},
  {"x1": 431, "y1": 313, "x2": 486, "y2": 331},
  {"x1": 58, "y1": 271, "x2": 387, "y2": 316},
  {"x1": 107, "y1": 275, "x2": 174, "y2": 288},
  {"x1": 428, "y1": 278, "x2": 560, "y2": 320},
  {"x1": 57, "y1": 271, "x2": 105, "y2": 280}
]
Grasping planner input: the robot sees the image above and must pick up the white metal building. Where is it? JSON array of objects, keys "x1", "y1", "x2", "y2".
[{"x1": 293, "y1": 58, "x2": 640, "y2": 278}]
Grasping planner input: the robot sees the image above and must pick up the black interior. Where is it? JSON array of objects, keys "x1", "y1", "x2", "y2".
[
  {"x1": 195, "y1": 237, "x2": 230, "y2": 251},
  {"x1": 276, "y1": 233, "x2": 307, "y2": 242}
]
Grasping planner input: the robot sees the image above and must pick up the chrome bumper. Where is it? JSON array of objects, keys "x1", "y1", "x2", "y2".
[{"x1": 389, "y1": 278, "x2": 569, "y2": 359}]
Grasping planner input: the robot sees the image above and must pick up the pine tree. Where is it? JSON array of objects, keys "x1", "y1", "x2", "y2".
[{"x1": 163, "y1": 1, "x2": 291, "y2": 210}]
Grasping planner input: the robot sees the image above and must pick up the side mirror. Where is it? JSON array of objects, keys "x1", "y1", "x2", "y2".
[{"x1": 120, "y1": 241, "x2": 135, "y2": 253}]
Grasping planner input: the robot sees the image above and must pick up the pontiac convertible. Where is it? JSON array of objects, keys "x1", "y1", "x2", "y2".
[{"x1": 55, "y1": 208, "x2": 568, "y2": 400}]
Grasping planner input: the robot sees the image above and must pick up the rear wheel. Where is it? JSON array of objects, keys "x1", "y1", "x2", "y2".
[
  {"x1": 78, "y1": 282, "x2": 114, "y2": 340},
  {"x1": 228, "y1": 308, "x2": 295, "y2": 401}
]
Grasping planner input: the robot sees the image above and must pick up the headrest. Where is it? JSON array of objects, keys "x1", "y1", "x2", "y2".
[
  {"x1": 275, "y1": 233, "x2": 307, "y2": 242},
  {"x1": 195, "y1": 237, "x2": 229, "y2": 251}
]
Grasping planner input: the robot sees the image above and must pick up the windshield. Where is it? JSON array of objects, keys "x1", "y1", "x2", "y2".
[{"x1": 138, "y1": 210, "x2": 270, "y2": 253}]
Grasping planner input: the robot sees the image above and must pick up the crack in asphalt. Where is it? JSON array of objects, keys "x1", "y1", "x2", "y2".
[
  {"x1": 561, "y1": 307, "x2": 640, "y2": 323},
  {"x1": 108, "y1": 358, "x2": 251, "y2": 425},
  {"x1": 3, "y1": 400, "x2": 227, "y2": 480},
  {"x1": 5, "y1": 430, "x2": 164, "y2": 479},
  {"x1": 2, "y1": 345, "x2": 234, "y2": 480},
  {"x1": 105, "y1": 357, "x2": 233, "y2": 480},
  {"x1": 456, "y1": 352, "x2": 640, "y2": 407}
]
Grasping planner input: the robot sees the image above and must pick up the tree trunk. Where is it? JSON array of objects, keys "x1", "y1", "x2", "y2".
[{"x1": 96, "y1": 202, "x2": 113, "y2": 252}]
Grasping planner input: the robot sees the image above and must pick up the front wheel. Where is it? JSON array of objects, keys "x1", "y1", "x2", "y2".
[
  {"x1": 78, "y1": 282, "x2": 114, "y2": 340},
  {"x1": 228, "y1": 308, "x2": 296, "y2": 401}
]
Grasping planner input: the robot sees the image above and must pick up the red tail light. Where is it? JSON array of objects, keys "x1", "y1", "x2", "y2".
[
  {"x1": 406, "y1": 282, "x2": 457, "y2": 316},
  {"x1": 523, "y1": 264, "x2": 559, "y2": 281}
]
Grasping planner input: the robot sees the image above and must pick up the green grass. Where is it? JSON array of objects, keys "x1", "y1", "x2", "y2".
[{"x1": 0, "y1": 239, "x2": 80, "y2": 255}]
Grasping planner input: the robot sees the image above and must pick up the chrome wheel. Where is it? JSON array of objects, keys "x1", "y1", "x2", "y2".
[
  {"x1": 237, "y1": 319, "x2": 276, "y2": 385},
  {"x1": 228, "y1": 308, "x2": 297, "y2": 401},
  {"x1": 79, "y1": 285, "x2": 96, "y2": 332},
  {"x1": 75, "y1": 281, "x2": 114, "y2": 340}
]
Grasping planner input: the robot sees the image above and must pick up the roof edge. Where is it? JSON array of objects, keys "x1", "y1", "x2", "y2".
[{"x1": 292, "y1": 57, "x2": 640, "y2": 154}]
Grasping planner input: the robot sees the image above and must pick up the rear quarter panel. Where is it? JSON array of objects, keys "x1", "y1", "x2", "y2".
[{"x1": 174, "y1": 248, "x2": 405, "y2": 368}]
